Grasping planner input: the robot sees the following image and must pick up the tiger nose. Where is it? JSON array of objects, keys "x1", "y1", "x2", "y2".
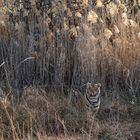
[{"x1": 89, "y1": 95, "x2": 93, "y2": 97}]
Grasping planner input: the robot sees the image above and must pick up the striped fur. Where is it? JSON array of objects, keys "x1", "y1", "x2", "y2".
[
  {"x1": 85, "y1": 82, "x2": 101, "y2": 114},
  {"x1": 70, "y1": 82, "x2": 101, "y2": 116}
]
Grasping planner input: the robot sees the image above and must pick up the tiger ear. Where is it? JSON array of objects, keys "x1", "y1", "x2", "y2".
[
  {"x1": 95, "y1": 83, "x2": 101, "y2": 88},
  {"x1": 87, "y1": 82, "x2": 92, "y2": 88}
]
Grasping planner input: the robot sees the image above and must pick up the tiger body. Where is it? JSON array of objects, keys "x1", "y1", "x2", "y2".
[{"x1": 70, "y1": 83, "x2": 101, "y2": 117}]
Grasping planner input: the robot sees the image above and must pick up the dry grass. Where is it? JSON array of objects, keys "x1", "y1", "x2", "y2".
[
  {"x1": 0, "y1": 87, "x2": 140, "y2": 140},
  {"x1": 0, "y1": 0, "x2": 140, "y2": 139},
  {"x1": 0, "y1": 87, "x2": 100, "y2": 140}
]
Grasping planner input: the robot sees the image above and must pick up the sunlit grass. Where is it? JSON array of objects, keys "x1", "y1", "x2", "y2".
[{"x1": 0, "y1": 0, "x2": 140, "y2": 139}]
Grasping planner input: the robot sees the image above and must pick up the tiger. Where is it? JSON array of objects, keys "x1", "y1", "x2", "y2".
[{"x1": 70, "y1": 82, "x2": 101, "y2": 118}]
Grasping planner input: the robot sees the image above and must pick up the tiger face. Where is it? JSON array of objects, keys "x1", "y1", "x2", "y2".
[{"x1": 86, "y1": 82, "x2": 101, "y2": 98}]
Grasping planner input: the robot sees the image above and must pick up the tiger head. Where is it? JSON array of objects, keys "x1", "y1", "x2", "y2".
[{"x1": 86, "y1": 82, "x2": 101, "y2": 98}]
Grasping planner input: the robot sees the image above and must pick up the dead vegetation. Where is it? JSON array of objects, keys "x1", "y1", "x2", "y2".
[
  {"x1": 0, "y1": 87, "x2": 140, "y2": 139},
  {"x1": 0, "y1": 0, "x2": 140, "y2": 139}
]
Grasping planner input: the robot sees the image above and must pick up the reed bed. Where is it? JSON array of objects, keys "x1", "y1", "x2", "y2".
[{"x1": 0, "y1": 0, "x2": 140, "y2": 139}]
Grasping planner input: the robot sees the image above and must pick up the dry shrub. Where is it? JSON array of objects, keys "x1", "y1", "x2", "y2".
[
  {"x1": 0, "y1": 0, "x2": 140, "y2": 96},
  {"x1": 22, "y1": 87, "x2": 100, "y2": 138},
  {"x1": 0, "y1": 0, "x2": 140, "y2": 139},
  {"x1": 21, "y1": 87, "x2": 66, "y2": 136},
  {"x1": 0, "y1": 87, "x2": 100, "y2": 139},
  {"x1": 98, "y1": 120, "x2": 140, "y2": 140}
]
